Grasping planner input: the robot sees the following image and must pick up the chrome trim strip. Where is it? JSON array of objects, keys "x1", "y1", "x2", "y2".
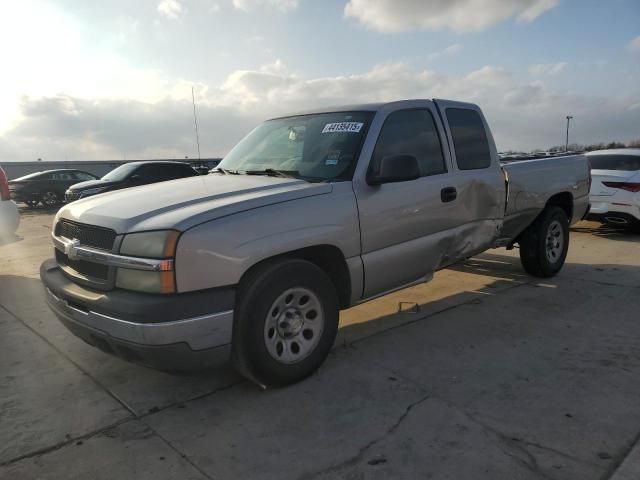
[
  {"x1": 52, "y1": 233, "x2": 173, "y2": 272},
  {"x1": 46, "y1": 288, "x2": 234, "y2": 350}
]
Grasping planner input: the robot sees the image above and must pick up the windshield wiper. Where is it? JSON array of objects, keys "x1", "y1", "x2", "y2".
[
  {"x1": 213, "y1": 168, "x2": 240, "y2": 175},
  {"x1": 244, "y1": 168, "x2": 298, "y2": 179}
]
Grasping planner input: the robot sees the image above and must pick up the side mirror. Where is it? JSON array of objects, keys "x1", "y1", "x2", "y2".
[{"x1": 367, "y1": 154, "x2": 420, "y2": 186}]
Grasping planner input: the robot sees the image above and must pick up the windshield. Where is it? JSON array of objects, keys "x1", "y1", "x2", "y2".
[
  {"x1": 217, "y1": 111, "x2": 374, "y2": 181},
  {"x1": 102, "y1": 163, "x2": 139, "y2": 182}
]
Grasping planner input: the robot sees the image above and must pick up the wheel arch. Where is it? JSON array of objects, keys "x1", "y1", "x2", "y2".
[
  {"x1": 545, "y1": 191, "x2": 574, "y2": 221},
  {"x1": 238, "y1": 244, "x2": 352, "y2": 309}
]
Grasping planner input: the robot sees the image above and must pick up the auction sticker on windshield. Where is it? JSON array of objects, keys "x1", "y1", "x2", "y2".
[{"x1": 321, "y1": 122, "x2": 364, "y2": 134}]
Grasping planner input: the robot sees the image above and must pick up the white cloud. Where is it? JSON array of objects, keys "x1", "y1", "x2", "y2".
[
  {"x1": 2, "y1": 60, "x2": 639, "y2": 161},
  {"x1": 344, "y1": 0, "x2": 559, "y2": 33},
  {"x1": 427, "y1": 43, "x2": 463, "y2": 61},
  {"x1": 232, "y1": 0, "x2": 299, "y2": 12},
  {"x1": 528, "y1": 62, "x2": 567, "y2": 76},
  {"x1": 628, "y1": 36, "x2": 640, "y2": 52},
  {"x1": 157, "y1": 0, "x2": 183, "y2": 19}
]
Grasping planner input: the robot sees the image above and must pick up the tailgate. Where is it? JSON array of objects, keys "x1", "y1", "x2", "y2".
[{"x1": 590, "y1": 170, "x2": 637, "y2": 197}]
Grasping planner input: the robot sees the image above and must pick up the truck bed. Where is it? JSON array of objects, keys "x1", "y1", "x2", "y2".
[{"x1": 500, "y1": 155, "x2": 591, "y2": 242}]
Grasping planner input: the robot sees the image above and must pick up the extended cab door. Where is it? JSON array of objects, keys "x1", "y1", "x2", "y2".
[
  {"x1": 433, "y1": 99, "x2": 505, "y2": 249},
  {"x1": 352, "y1": 102, "x2": 465, "y2": 298}
]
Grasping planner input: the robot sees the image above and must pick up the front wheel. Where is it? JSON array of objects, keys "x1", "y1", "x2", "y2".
[
  {"x1": 232, "y1": 258, "x2": 339, "y2": 388},
  {"x1": 518, "y1": 206, "x2": 570, "y2": 278}
]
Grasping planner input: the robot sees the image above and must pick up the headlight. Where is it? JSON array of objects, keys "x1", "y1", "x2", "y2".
[
  {"x1": 79, "y1": 187, "x2": 108, "y2": 198},
  {"x1": 120, "y1": 230, "x2": 179, "y2": 258},
  {"x1": 117, "y1": 230, "x2": 180, "y2": 294}
]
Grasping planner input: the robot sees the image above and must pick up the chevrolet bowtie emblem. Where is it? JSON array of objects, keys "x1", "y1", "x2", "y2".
[{"x1": 64, "y1": 239, "x2": 81, "y2": 260}]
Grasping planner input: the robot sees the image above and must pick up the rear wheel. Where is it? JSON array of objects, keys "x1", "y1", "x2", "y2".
[
  {"x1": 518, "y1": 206, "x2": 569, "y2": 278},
  {"x1": 41, "y1": 191, "x2": 59, "y2": 207},
  {"x1": 25, "y1": 199, "x2": 39, "y2": 208},
  {"x1": 232, "y1": 258, "x2": 339, "y2": 388}
]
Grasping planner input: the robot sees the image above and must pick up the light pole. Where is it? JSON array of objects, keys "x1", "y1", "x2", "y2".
[{"x1": 565, "y1": 115, "x2": 573, "y2": 152}]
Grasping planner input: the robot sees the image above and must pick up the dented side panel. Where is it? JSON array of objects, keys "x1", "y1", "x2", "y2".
[
  {"x1": 352, "y1": 99, "x2": 505, "y2": 299},
  {"x1": 501, "y1": 155, "x2": 591, "y2": 240}
]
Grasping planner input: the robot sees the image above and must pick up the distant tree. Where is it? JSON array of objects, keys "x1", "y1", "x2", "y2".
[
  {"x1": 628, "y1": 139, "x2": 640, "y2": 148},
  {"x1": 584, "y1": 142, "x2": 606, "y2": 151},
  {"x1": 606, "y1": 141, "x2": 626, "y2": 149}
]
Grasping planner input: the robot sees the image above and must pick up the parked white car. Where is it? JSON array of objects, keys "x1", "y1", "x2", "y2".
[
  {"x1": 587, "y1": 149, "x2": 640, "y2": 230},
  {"x1": 0, "y1": 167, "x2": 20, "y2": 239}
]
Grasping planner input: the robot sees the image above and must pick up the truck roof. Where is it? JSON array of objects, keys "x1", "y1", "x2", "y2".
[{"x1": 272, "y1": 98, "x2": 479, "y2": 119}]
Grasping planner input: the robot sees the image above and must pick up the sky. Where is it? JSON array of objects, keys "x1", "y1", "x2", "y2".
[{"x1": 0, "y1": 0, "x2": 639, "y2": 161}]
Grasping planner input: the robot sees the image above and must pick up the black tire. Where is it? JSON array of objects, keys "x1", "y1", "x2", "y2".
[
  {"x1": 41, "y1": 191, "x2": 59, "y2": 208},
  {"x1": 25, "y1": 199, "x2": 39, "y2": 208},
  {"x1": 518, "y1": 206, "x2": 570, "y2": 278},
  {"x1": 232, "y1": 258, "x2": 339, "y2": 388}
]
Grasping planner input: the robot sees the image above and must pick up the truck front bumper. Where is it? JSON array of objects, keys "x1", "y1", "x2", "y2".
[{"x1": 40, "y1": 259, "x2": 234, "y2": 372}]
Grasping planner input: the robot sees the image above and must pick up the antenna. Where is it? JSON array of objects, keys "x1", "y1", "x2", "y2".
[{"x1": 191, "y1": 86, "x2": 201, "y2": 160}]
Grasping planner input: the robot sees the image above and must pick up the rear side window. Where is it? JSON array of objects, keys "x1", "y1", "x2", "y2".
[
  {"x1": 588, "y1": 155, "x2": 640, "y2": 171},
  {"x1": 53, "y1": 172, "x2": 74, "y2": 180},
  {"x1": 371, "y1": 109, "x2": 446, "y2": 177},
  {"x1": 447, "y1": 108, "x2": 492, "y2": 170}
]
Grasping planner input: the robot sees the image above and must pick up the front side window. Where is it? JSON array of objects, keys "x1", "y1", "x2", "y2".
[
  {"x1": 136, "y1": 165, "x2": 163, "y2": 183},
  {"x1": 447, "y1": 108, "x2": 492, "y2": 170},
  {"x1": 370, "y1": 109, "x2": 446, "y2": 178},
  {"x1": 217, "y1": 111, "x2": 374, "y2": 182},
  {"x1": 74, "y1": 172, "x2": 96, "y2": 181},
  {"x1": 166, "y1": 164, "x2": 197, "y2": 179}
]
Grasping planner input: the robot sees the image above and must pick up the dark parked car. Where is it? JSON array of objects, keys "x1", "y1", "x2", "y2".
[
  {"x1": 9, "y1": 169, "x2": 99, "y2": 207},
  {"x1": 65, "y1": 161, "x2": 199, "y2": 202}
]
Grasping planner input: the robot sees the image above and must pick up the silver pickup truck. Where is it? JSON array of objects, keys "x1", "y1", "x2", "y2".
[{"x1": 41, "y1": 99, "x2": 590, "y2": 387}]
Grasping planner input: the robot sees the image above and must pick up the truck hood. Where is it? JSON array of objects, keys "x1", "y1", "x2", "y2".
[{"x1": 58, "y1": 174, "x2": 333, "y2": 233}]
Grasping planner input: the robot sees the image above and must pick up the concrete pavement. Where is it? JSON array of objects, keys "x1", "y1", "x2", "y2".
[{"x1": 1, "y1": 209, "x2": 640, "y2": 479}]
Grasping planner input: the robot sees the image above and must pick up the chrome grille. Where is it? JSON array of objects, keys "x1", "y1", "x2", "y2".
[
  {"x1": 55, "y1": 220, "x2": 116, "y2": 251},
  {"x1": 55, "y1": 249, "x2": 109, "y2": 281}
]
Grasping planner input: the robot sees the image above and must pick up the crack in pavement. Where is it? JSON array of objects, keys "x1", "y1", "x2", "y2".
[
  {"x1": 0, "y1": 301, "x2": 246, "y2": 468},
  {"x1": 142, "y1": 421, "x2": 215, "y2": 480},
  {"x1": 296, "y1": 393, "x2": 431, "y2": 480},
  {"x1": 3, "y1": 258, "x2": 638, "y2": 475},
  {"x1": 0, "y1": 303, "x2": 138, "y2": 416},
  {"x1": 463, "y1": 410, "x2": 559, "y2": 480},
  {"x1": 601, "y1": 430, "x2": 640, "y2": 480},
  {"x1": 0, "y1": 417, "x2": 133, "y2": 467}
]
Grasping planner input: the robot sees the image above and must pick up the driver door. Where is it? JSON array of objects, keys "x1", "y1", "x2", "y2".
[{"x1": 353, "y1": 106, "x2": 462, "y2": 298}]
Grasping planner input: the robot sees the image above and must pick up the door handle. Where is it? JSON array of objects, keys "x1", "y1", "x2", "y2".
[{"x1": 441, "y1": 186, "x2": 457, "y2": 203}]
